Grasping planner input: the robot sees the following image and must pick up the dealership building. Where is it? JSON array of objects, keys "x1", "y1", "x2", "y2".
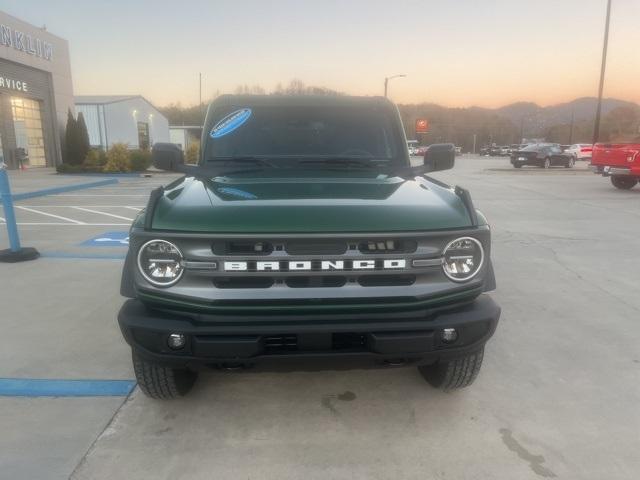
[
  {"x1": 0, "y1": 11, "x2": 74, "y2": 169},
  {"x1": 0, "y1": 11, "x2": 170, "y2": 169}
]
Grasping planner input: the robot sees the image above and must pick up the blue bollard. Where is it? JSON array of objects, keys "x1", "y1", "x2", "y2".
[
  {"x1": 0, "y1": 166, "x2": 21, "y2": 252},
  {"x1": 0, "y1": 163, "x2": 39, "y2": 262}
]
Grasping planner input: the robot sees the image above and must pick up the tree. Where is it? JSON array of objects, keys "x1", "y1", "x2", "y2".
[
  {"x1": 601, "y1": 106, "x2": 640, "y2": 141},
  {"x1": 64, "y1": 109, "x2": 81, "y2": 165},
  {"x1": 76, "y1": 112, "x2": 91, "y2": 163}
]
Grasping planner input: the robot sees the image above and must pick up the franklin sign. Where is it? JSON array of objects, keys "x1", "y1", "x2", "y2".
[{"x1": 1, "y1": 23, "x2": 53, "y2": 61}]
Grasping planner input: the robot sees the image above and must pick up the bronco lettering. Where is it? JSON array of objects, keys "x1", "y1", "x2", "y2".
[{"x1": 224, "y1": 259, "x2": 406, "y2": 271}]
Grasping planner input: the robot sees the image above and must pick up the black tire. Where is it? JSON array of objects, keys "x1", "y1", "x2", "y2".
[
  {"x1": 611, "y1": 176, "x2": 638, "y2": 190},
  {"x1": 542, "y1": 157, "x2": 551, "y2": 169},
  {"x1": 418, "y1": 348, "x2": 484, "y2": 391},
  {"x1": 565, "y1": 157, "x2": 575, "y2": 168},
  {"x1": 132, "y1": 351, "x2": 198, "y2": 399},
  {"x1": 513, "y1": 163, "x2": 522, "y2": 169}
]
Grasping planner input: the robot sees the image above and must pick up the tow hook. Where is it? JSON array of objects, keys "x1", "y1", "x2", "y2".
[
  {"x1": 219, "y1": 363, "x2": 247, "y2": 371},
  {"x1": 383, "y1": 358, "x2": 407, "y2": 367}
]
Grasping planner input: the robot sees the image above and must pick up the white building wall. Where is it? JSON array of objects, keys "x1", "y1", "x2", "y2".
[
  {"x1": 75, "y1": 97, "x2": 169, "y2": 149},
  {"x1": 169, "y1": 127, "x2": 187, "y2": 149},
  {"x1": 75, "y1": 104, "x2": 105, "y2": 147},
  {"x1": 103, "y1": 97, "x2": 168, "y2": 148}
]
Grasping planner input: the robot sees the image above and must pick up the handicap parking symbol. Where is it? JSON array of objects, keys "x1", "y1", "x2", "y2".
[{"x1": 80, "y1": 231, "x2": 130, "y2": 247}]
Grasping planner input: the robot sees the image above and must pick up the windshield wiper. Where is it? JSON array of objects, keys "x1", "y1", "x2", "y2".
[
  {"x1": 207, "y1": 156, "x2": 280, "y2": 169},
  {"x1": 297, "y1": 157, "x2": 390, "y2": 169}
]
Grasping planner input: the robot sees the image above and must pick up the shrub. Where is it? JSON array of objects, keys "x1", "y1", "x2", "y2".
[
  {"x1": 129, "y1": 149, "x2": 152, "y2": 171},
  {"x1": 103, "y1": 143, "x2": 131, "y2": 172},
  {"x1": 185, "y1": 142, "x2": 200, "y2": 164},
  {"x1": 84, "y1": 149, "x2": 107, "y2": 167},
  {"x1": 56, "y1": 163, "x2": 84, "y2": 174}
]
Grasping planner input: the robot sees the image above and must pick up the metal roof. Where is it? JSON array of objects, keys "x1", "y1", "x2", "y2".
[
  {"x1": 74, "y1": 95, "x2": 141, "y2": 105},
  {"x1": 74, "y1": 95, "x2": 165, "y2": 116}
]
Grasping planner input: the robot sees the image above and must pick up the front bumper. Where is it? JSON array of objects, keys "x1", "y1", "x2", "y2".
[{"x1": 118, "y1": 295, "x2": 500, "y2": 369}]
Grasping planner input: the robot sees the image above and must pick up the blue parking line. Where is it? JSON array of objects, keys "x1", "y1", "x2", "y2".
[
  {"x1": 2, "y1": 178, "x2": 119, "y2": 201},
  {"x1": 40, "y1": 251, "x2": 126, "y2": 260},
  {"x1": 0, "y1": 378, "x2": 135, "y2": 397},
  {"x1": 63, "y1": 172, "x2": 144, "y2": 178}
]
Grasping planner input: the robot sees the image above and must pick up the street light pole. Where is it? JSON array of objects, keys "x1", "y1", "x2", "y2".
[
  {"x1": 384, "y1": 74, "x2": 406, "y2": 97},
  {"x1": 592, "y1": 0, "x2": 612, "y2": 145}
]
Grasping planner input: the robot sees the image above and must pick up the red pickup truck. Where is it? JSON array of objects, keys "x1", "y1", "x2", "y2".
[{"x1": 591, "y1": 143, "x2": 640, "y2": 190}]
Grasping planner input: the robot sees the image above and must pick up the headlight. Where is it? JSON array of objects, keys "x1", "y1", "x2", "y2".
[
  {"x1": 442, "y1": 237, "x2": 484, "y2": 282},
  {"x1": 137, "y1": 239, "x2": 184, "y2": 286}
]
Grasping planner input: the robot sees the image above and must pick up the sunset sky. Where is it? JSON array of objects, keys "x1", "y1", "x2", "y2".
[{"x1": 4, "y1": 0, "x2": 639, "y2": 108}]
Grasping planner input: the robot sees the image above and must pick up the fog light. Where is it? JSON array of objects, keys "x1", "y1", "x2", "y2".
[
  {"x1": 441, "y1": 328, "x2": 458, "y2": 344},
  {"x1": 167, "y1": 333, "x2": 186, "y2": 350}
]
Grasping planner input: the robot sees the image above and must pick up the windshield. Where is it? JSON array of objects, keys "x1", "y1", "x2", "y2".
[{"x1": 203, "y1": 105, "x2": 399, "y2": 164}]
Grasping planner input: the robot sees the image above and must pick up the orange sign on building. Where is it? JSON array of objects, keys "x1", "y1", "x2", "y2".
[{"x1": 415, "y1": 119, "x2": 429, "y2": 133}]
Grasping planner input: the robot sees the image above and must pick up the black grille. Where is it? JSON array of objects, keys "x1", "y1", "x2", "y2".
[
  {"x1": 264, "y1": 335, "x2": 298, "y2": 353},
  {"x1": 206, "y1": 235, "x2": 431, "y2": 290},
  {"x1": 285, "y1": 241, "x2": 347, "y2": 255},
  {"x1": 212, "y1": 241, "x2": 274, "y2": 256},
  {"x1": 358, "y1": 275, "x2": 416, "y2": 287},
  {"x1": 358, "y1": 239, "x2": 417, "y2": 254},
  {"x1": 213, "y1": 277, "x2": 274, "y2": 289},
  {"x1": 285, "y1": 276, "x2": 347, "y2": 288}
]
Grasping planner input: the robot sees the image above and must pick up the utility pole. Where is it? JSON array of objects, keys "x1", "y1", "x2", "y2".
[
  {"x1": 199, "y1": 73, "x2": 203, "y2": 123},
  {"x1": 592, "y1": 0, "x2": 612, "y2": 144},
  {"x1": 520, "y1": 117, "x2": 525, "y2": 143},
  {"x1": 472, "y1": 134, "x2": 477, "y2": 155},
  {"x1": 384, "y1": 74, "x2": 406, "y2": 98},
  {"x1": 568, "y1": 108, "x2": 575, "y2": 144}
]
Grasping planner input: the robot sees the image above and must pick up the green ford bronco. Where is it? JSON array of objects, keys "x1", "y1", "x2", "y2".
[{"x1": 118, "y1": 94, "x2": 500, "y2": 399}]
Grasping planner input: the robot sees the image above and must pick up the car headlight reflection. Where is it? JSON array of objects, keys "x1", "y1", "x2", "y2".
[
  {"x1": 442, "y1": 237, "x2": 484, "y2": 282},
  {"x1": 137, "y1": 239, "x2": 184, "y2": 286}
]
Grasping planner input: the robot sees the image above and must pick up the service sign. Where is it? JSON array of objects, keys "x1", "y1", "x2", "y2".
[
  {"x1": 0, "y1": 75, "x2": 28, "y2": 92},
  {"x1": 415, "y1": 119, "x2": 429, "y2": 134}
]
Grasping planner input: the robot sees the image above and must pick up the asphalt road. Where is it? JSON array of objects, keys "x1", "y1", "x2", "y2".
[{"x1": 1, "y1": 157, "x2": 638, "y2": 479}]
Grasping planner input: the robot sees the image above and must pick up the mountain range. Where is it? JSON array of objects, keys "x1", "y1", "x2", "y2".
[{"x1": 492, "y1": 97, "x2": 638, "y2": 131}]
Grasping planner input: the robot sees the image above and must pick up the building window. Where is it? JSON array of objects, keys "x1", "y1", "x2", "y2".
[
  {"x1": 10, "y1": 97, "x2": 46, "y2": 167},
  {"x1": 137, "y1": 122, "x2": 150, "y2": 150}
]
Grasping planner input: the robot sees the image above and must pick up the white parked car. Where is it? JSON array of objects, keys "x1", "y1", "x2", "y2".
[
  {"x1": 565, "y1": 144, "x2": 593, "y2": 161},
  {"x1": 407, "y1": 140, "x2": 419, "y2": 156}
]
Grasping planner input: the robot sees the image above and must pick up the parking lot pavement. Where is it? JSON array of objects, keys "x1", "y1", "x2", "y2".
[
  {"x1": 0, "y1": 171, "x2": 179, "y2": 479},
  {"x1": 2, "y1": 158, "x2": 640, "y2": 479}
]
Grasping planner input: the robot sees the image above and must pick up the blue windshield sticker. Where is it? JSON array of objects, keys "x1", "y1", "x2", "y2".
[
  {"x1": 217, "y1": 187, "x2": 258, "y2": 200},
  {"x1": 210, "y1": 108, "x2": 252, "y2": 138}
]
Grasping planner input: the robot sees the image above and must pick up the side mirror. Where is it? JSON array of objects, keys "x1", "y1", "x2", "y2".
[
  {"x1": 423, "y1": 143, "x2": 455, "y2": 173},
  {"x1": 152, "y1": 143, "x2": 184, "y2": 171}
]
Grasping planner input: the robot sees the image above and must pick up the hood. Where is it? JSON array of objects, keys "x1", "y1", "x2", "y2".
[{"x1": 147, "y1": 173, "x2": 474, "y2": 233}]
